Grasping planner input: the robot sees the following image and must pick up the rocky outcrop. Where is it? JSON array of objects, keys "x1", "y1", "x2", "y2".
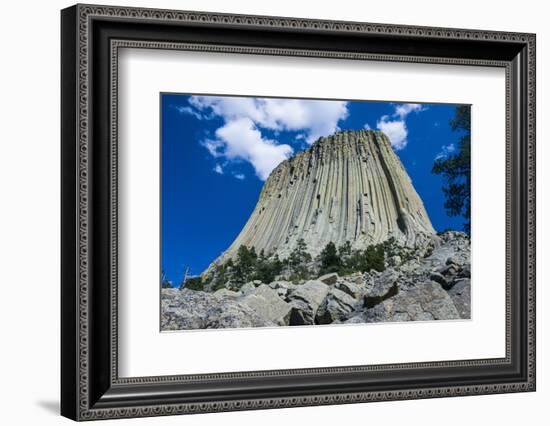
[
  {"x1": 161, "y1": 289, "x2": 276, "y2": 330},
  {"x1": 161, "y1": 231, "x2": 471, "y2": 330},
  {"x1": 241, "y1": 284, "x2": 292, "y2": 326},
  {"x1": 363, "y1": 269, "x2": 400, "y2": 308},
  {"x1": 316, "y1": 288, "x2": 358, "y2": 324},
  {"x1": 206, "y1": 130, "x2": 436, "y2": 272},
  {"x1": 364, "y1": 281, "x2": 460, "y2": 322},
  {"x1": 448, "y1": 279, "x2": 471, "y2": 319},
  {"x1": 287, "y1": 280, "x2": 330, "y2": 325}
]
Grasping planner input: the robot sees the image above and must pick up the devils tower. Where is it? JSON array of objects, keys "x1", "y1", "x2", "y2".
[{"x1": 208, "y1": 129, "x2": 435, "y2": 270}]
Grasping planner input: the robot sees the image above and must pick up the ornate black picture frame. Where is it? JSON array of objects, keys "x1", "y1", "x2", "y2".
[{"x1": 61, "y1": 4, "x2": 536, "y2": 421}]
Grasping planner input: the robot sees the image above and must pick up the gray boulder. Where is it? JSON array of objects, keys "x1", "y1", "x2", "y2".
[
  {"x1": 241, "y1": 284, "x2": 292, "y2": 326},
  {"x1": 268, "y1": 280, "x2": 297, "y2": 299},
  {"x1": 365, "y1": 281, "x2": 460, "y2": 322},
  {"x1": 315, "y1": 288, "x2": 357, "y2": 324},
  {"x1": 239, "y1": 282, "x2": 257, "y2": 296},
  {"x1": 343, "y1": 314, "x2": 367, "y2": 324},
  {"x1": 336, "y1": 280, "x2": 364, "y2": 300},
  {"x1": 363, "y1": 269, "x2": 399, "y2": 308},
  {"x1": 161, "y1": 289, "x2": 275, "y2": 330},
  {"x1": 459, "y1": 263, "x2": 471, "y2": 278},
  {"x1": 287, "y1": 280, "x2": 330, "y2": 325},
  {"x1": 430, "y1": 271, "x2": 451, "y2": 290},
  {"x1": 213, "y1": 288, "x2": 241, "y2": 299},
  {"x1": 345, "y1": 272, "x2": 365, "y2": 285},
  {"x1": 318, "y1": 272, "x2": 339, "y2": 285},
  {"x1": 205, "y1": 303, "x2": 277, "y2": 329},
  {"x1": 448, "y1": 278, "x2": 471, "y2": 319}
]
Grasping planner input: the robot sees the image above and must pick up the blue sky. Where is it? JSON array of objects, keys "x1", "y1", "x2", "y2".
[{"x1": 161, "y1": 94, "x2": 468, "y2": 284}]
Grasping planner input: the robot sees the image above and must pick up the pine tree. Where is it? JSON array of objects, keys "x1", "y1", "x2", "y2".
[{"x1": 432, "y1": 105, "x2": 471, "y2": 233}]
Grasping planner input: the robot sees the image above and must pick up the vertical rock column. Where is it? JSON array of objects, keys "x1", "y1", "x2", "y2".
[{"x1": 206, "y1": 129, "x2": 435, "y2": 271}]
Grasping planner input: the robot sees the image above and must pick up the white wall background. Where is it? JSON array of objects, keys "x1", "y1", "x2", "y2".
[{"x1": 0, "y1": 0, "x2": 546, "y2": 424}]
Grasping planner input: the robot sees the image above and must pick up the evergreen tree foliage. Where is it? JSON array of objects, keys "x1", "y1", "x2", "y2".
[
  {"x1": 286, "y1": 238, "x2": 312, "y2": 281},
  {"x1": 432, "y1": 105, "x2": 471, "y2": 233},
  {"x1": 319, "y1": 241, "x2": 342, "y2": 274},
  {"x1": 182, "y1": 276, "x2": 203, "y2": 291}
]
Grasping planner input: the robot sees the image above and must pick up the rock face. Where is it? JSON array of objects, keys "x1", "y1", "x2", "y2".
[{"x1": 207, "y1": 130, "x2": 435, "y2": 270}]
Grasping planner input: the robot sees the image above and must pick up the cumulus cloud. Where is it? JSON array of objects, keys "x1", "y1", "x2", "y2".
[
  {"x1": 376, "y1": 116, "x2": 409, "y2": 150},
  {"x1": 374, "y1": 103, "x2": 426, "y2": 150},
  {"x1": 184, "y1": 95, "x2": 349, "y2": 180},
  {"x1": 189, "y1": 95, "x2": 349, "y2": 144},
  {"x1": 234, "y1": 173, "x2": 245, "y2": 180},
  {"x1": 213, "y1": 164, "x2": 224, "y2": 174},
  {"x1": 213, "y1": 117, "x2": 293, "y2": 181}
]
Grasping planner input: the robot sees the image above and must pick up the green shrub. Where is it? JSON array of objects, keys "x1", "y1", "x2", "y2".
[{"x1": 182, "y1": 276, "x2": 203, "y2": 291}]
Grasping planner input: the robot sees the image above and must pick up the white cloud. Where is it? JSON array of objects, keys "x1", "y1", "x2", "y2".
[
  {"x1": 234, "y1": 173, "x2": 245, "y2": 180},
  {"x1": 214, "y1": 117, "x2": 293, "y2": 181},
  {"x1": 188, "y1": 96, "x2": 349, "y2": 144},
  {"x1": 213, "y1": 164, "x2": 224, "y2": 174},
  {"x1": 364, "y1": 123, "x2": 372, "y2": 130},
  {"x1": 435, "y1": 143, "x2": 456, "y2": 160},
  {"x1": 201, "y1": 139, "x2": 224, "y2": 158},
  {"x1": 373, "y1": 103, "x2": 427, "y2": 150},
  {"x1": 376, "y1": 117, "x2": 408, "y2": 150},
  {"x1": 174, "y1": 105, "x2": 203, "y2": 120},
  {"x1": 185, "y1": 96, "x2": 349, "y2": 180},
  {"x1": 394, "y1": 103, "x2": 425, "y2": 119}
]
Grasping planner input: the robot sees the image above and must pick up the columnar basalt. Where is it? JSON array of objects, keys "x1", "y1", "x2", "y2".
[{"x1": 208, "y1": 129, "x2": 435, "y2": 270}]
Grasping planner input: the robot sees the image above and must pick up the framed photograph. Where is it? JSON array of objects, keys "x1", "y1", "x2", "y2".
[{"x1": 61, "y1": 4, "x2": 536, "y2": 421}]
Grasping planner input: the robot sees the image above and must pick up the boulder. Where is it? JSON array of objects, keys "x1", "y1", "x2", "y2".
[
  {"x1": 430, "y1": 271, "x2": 451, "y2": 290},
  {"x1": 448, "y1": 278, "x2": 471, "y2": 319},
  {"x1": 213, "y1": 288, "x2": 241, "y2": 299},
  {"x1": 345, "y1": 272, "x2": 365, "y2": 285},
  {"x1": 205, "y1": 302, "x2": 277, "y2": 329},
  {"x1": 343, "y1": 314, "x2": 367, "y2": 324},
  {"x1": 161, "y1": 289, "x2": 275, "y2": 330},
  {"x1": 315, "y1": 288, "x2": 357, "y2": 324},
  {"x1": 459, "y1": 263, "x2": 471, "y2": 278},
  {"x1": 318, "y1": 272, "x2": 339, "y2": 285},
  {"x1": 240, "y1": 282, "x2": 257, "y2": 296},
  {"x1": 388, "y1": 255, "x2": 402, "y2": 267},
  {"x1": 446, "y1": 256, "x2": 463, "y2": 267},
  {"x1": 287, "y1": 280, "x2": 330, "y2": 325},
  {"x1": 336, "y1": 280, "x2": 364, "y2": 300},
  {"x1": 241, "y1": 284, "x2": 292, "y2": 326},
  {"x1": 268, "y1": 280, "x2": 297, "y2": 299},
  {"x1": 363, "y1": 269, "x2": 399, "y2": 308},
  {"x1": 365, "y1": 281, "x2": 460, "y2": 322}
]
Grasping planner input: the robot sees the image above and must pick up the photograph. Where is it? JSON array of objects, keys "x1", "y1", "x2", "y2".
[{"x1": 160, "y1": 94, "x2": 472, "y2": 331}]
